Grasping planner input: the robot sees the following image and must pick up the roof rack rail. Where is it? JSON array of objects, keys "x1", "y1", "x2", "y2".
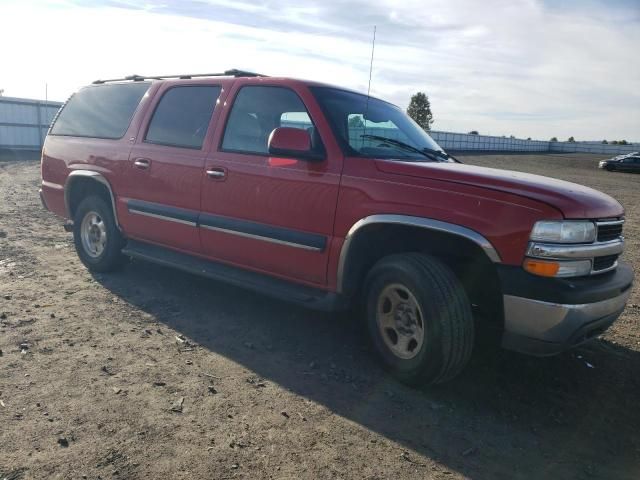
[{"x1": 92, "y1": 69, "x2": 266, "y2": 84}]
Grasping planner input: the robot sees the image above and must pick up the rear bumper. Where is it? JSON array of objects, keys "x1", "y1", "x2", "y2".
[
  {"x1": 39, "y1": 188, "x2": 49, "y2": 210},
  {"x1": 499, "y1": 263, "x2": 634, "y2": 356}
]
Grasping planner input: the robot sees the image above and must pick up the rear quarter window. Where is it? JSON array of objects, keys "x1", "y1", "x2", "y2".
[{"x1": 50, "y1": 83, "x2": 150, "y2": 139}]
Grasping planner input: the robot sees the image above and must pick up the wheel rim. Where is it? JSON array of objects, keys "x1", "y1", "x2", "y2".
[
  {"x1": 80, "y1": 211, "x2": 107, "y2": 258},
  {"x1": 376, "y1": 283, "x2": 425, "y2": 360}
]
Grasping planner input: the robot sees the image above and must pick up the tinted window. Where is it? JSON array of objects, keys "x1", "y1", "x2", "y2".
[
  {"x1": 50, "y1": 83, "x2": 150, "y2": 139},
  {"x1": 145, "y1": 86, "x2": 221, "y2": 149},
  {"x1": 222, "y1": 86, "x2": 321, "y2": 155},
  {"x1": 311, "y1": 87, "x2": 444, "y2": 161}
]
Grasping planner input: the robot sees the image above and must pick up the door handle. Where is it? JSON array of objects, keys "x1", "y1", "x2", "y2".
[
  {"x1": 134, "y1": 158, "x2": 151, "y2": 169},
  {"x1": 206, "y1": 167, "x2": 226, "y2": 179}
]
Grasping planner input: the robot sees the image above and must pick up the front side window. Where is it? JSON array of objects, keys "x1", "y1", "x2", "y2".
[
  {"x1": 311, "y1": 87, "x2": 446, "y2": 162},
  {"x1": 145, "y1": 85, "x2": 221, "y2": 149},
  {"x1": 222, "y1": 86, "x2": 322, "y2": 155},
  {"x1": 50, "y1": 83, "x2": 150, "y2": 139}
]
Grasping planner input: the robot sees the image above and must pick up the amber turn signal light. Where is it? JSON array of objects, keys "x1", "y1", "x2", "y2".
[{"x1": 523, "y1": 258, "x2": 560, "y2": 277}]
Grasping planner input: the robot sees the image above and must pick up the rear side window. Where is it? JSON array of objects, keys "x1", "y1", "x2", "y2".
[
  {"x1": 50, "y1": 83, "x2": 150, "y2": 139},
  {"x1": 145, "y1": 86, "x2": 221, "y2": 149}
]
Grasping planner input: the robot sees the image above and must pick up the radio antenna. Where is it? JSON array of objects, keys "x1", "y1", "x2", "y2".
[{"x1": 362, "y1": 25, "x2": 377, "y2": 143}]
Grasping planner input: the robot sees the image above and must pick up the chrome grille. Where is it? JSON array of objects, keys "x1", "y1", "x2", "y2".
[{"x1": 596, "y1": 220, "x2": 624, "y2": 242}]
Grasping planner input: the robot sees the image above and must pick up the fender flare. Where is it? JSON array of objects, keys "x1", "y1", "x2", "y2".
[
  {"x1": 336, "y1": 214, "x2": 502, "y2": 293},
  {"x1": 64, "y1": 170, "x2": 120, "y2": 229}
]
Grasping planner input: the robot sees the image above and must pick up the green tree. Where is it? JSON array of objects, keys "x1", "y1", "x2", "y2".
[
  {"x1": 407, "y1": 92, "x2": 433, "y2": 131},
  {"x1": 568, "y1": 136, "x2": 575, "y2": 142},
  {"x1": 602, "y1": 139, "x2": 608, "y2": 144},
  {"x1": 468, "y1": 130, "x2": 479, "y2": 135},
  {"x1": 619, "y1": 139, "x2": 628, "y2": 145},
  {"x1": 550, "y1": 137, "x2": 558, "y2": 142}
]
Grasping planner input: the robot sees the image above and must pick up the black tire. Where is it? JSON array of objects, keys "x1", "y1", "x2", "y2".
[
  {"x1": 72, "y1": 195, "x2": 125, "y2": 272},
  {"x1": 363, "y1": 253, "x2": 474, "y2": 385}
]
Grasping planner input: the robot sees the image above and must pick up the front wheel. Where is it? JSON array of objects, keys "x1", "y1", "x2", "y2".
[
  {"x1": 73, "y1": 195, "x2": 125, "y2": 272},
  {"x1": 363, "y1": 253, "x2": 474, "y2": 385}
]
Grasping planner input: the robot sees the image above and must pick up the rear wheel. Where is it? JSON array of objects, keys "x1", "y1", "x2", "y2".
[
  {"x1": 73, "y1": 195, "x2": 125, "y2": 272},
  {"x1": 363, "y1": 253, "x2": 474, "y2": 385}
]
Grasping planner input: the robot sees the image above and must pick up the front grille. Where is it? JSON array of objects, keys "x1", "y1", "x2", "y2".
[
  {"x1": 596, "y1": 221, "x2": 623, "y2": 242},
  {"x1": 593, "y1": 254, "x2": 618, "y2": 272}
]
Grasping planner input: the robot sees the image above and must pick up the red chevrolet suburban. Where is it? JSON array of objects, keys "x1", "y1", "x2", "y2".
[{"x1": 40, "y1": 69, "x2": 633, "y2": 384}]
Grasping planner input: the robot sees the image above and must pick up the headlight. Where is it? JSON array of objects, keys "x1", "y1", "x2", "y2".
[{"x1": 530, "y1": 221, "x2": 596, "y2": 244}]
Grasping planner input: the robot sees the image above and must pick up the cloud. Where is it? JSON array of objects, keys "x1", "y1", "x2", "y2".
[{"x1": 1, "y1": 0, "x2": 638, "y2": 140}]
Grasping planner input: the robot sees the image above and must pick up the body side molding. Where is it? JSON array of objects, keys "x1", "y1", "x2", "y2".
[
  {"x1": 64, "y1": 170, "x2": 120, "y2": 228},
  {"x1": 336, "y1": 214, "x2": 502, "y2": 293}
]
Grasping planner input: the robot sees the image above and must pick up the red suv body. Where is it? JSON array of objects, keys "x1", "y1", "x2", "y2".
[{"x1": 40, "y1": 71, "x2": 633, "y2": 384}]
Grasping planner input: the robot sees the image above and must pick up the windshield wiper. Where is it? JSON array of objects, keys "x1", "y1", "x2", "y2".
[
  {"x1": 360, "y1": 134, "x2": 461, "y2": 163},
  {"x1": 421, "y1": 146, "x2": 462, "y2": 163},
  {"x1": 360, "y1": 134, "x2": 439, "y2": 161}
]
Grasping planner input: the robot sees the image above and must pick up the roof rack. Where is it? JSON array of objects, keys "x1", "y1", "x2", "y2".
[{"x1": 92, "y1": 69, "x2": 266, "y2": 85}]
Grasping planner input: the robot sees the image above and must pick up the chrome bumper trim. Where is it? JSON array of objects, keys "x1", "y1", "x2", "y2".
[
  {"x1": 526, "y1": 239, "x2": 624, "y2": 259},
  {"x1": 502, "y1": 289, "x2": 631, "y2": 343}
]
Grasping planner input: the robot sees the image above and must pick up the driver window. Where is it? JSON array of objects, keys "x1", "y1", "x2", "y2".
[
  {"x1": 222, "y1": 86, "x2": 322, "y2": 155},
  {"x1": 145, "y1": 85, "x2": 221, "y2": 149}
]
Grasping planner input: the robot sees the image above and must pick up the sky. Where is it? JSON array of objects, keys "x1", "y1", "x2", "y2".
[{"x1": 1, "y1": 0, "x2": 638, "y2": 141}]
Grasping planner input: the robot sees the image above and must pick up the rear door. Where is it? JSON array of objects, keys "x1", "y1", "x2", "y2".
[
  {"x1": 119, "y1": 82, "x2": 226, "y2": 253},
  {"x1": 199, "y1": 83, "x2": 343, "y2": 286}
]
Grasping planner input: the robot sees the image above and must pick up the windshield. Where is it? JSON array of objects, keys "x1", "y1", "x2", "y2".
[{"x1": 310, "y1": 87, "x2": 447, "y2": 161}]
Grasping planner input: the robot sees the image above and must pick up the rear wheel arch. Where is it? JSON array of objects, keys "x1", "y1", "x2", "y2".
[
  {"x1": 64, "y1": 171, "x2": 120, "y2": 228},
  {"x1": 338, "y1": 215, "x2": 504, "y2": 328}
]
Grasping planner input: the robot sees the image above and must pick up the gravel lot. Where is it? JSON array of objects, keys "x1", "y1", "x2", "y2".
[{"x1": 1, "y1": 153, "x2": 638, "y2": 480}]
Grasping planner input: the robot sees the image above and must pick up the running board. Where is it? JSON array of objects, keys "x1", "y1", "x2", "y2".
[{"x1": 122, "y1": 240, "x2": 348, "y2": 312}]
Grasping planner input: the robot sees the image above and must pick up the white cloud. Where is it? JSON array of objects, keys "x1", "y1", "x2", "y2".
[{"x1": 1, "y1": 0, "x2": 638, "y2": 140}]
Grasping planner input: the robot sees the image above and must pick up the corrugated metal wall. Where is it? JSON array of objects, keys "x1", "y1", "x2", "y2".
[
  {"x1": 0, "y1": 96, "x2": 63, "y2": 151},
  {"x1": 430, "y1": 130, "x2": 549, "y2": 152},
  {"x1": 0, "y1": 95, "x2": 637, "y2": 156}
]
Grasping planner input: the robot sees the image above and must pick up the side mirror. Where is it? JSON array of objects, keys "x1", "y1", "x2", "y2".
[{"x1": 268, "y1": 127, "x2": 324, "y2": 161}]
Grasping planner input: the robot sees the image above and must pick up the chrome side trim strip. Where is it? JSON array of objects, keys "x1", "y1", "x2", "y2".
[
  {"x1": 64, "y1": 170, "x2": 120, "y2": 229},
  {"x1": 526, "y1": 239, "x2": 624, "y2": 259},
  {"x1": 42, "y1": 180, "x2": 63, "y2": 190},
  {"x1": 200, "y1": 224, "x2": 322, "y2": 251},
  {"x1": 336, "y1": 214, "x2": 501, "y2": 293},
  {"x1": 128, "y1": 209, "x2": 197, "y2": 226}
]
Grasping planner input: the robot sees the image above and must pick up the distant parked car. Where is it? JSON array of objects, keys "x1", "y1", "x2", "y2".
[{"x1": 599, "y1": 153, "x2": 640, "y2": 172}]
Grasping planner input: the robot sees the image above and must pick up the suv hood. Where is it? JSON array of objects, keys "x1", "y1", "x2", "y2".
[{"x1": 375, "y1": 160, "x2": 623, "y2": 219}]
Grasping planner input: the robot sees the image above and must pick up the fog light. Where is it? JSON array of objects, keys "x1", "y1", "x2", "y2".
[{"x1": 523, "y1": 258, "x2": 592, "y2": 277}]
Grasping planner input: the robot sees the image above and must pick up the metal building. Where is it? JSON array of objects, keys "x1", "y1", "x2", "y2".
[{"x1": 0, "y1": 96, "x2": 63, "y2": 154}]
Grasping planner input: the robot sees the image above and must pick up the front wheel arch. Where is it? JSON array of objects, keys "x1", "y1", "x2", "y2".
[{"x1": 338, "y1": 220, "x2": 504, "y2": 331}]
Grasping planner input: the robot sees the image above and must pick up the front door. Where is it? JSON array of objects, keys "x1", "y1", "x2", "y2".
[
  {"x1": 120, "y1": 83, "x2": 223, "y2": 253},
  {"x1": 199, "y1": 84, "x2": 342, "y2": 286}
]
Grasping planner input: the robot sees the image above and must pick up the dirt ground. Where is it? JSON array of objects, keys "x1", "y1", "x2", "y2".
[{"x1": 1, "y1": 153, "x2": 639, "y2": 480}]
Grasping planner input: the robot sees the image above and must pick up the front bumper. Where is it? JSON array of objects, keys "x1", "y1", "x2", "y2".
[{"x1": 499, "y1": 263, "x2": 634, "y2": 356}]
